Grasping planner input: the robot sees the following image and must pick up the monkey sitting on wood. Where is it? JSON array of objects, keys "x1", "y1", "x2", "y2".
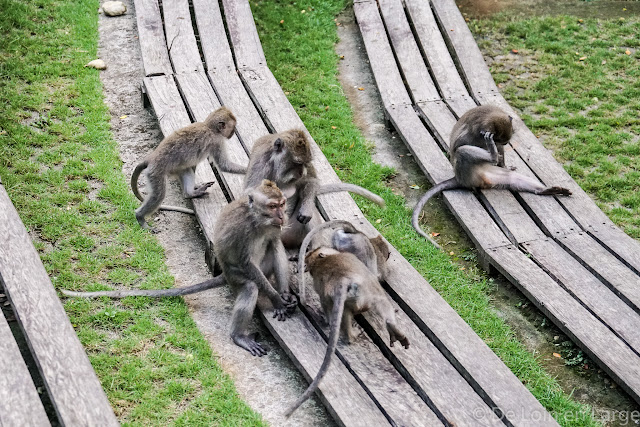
[
  {"x1": 284, "y1": 246, "x2": 409, "y2": 417},
  {"x1": 244, "y1": 129, "x2": 385, "y2": 248},
  {"x1": 131, "y1": 106, "x2": 247, "y2": 230},
  {"x1": 295, "y1": 220, "x2": 390, "y2": 303},
  {"x1": 412, "y1": 105, "x2": 572, "y2": 248},
  {"x1": 63, "y1": 180, "x2": 296, "y2": 356}
]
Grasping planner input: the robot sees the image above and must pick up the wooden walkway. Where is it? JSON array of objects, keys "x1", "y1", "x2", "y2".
[
  {"x1": 353, "y1": 0, "x2": 640, "y2": 406},
  {"x1": 131, "y1": 0, "x2": 562, "y2": 425},
  {"x1": 0, "y1": 181, "x2": 118, "y2": 426}
]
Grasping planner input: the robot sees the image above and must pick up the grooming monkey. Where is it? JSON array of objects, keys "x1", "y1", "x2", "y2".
[
  {"x1": 244, "y1": 129, "x2": 385, "y2": 248},
  {"x1": 296, "y1": 220, "x2": 390, "y2": 303},
  {"x1": 413, "y1": 105, "x2": 572, "y2": 248},
  {"x1": 63, "y1": 180, "x2": 296, "y2": 356},
  {"x1": 131, "y1": 107, "x2": 247, "y2": 230},
  {"x1": 284, "y1": 246, "x2": 409, "y2": 417}
]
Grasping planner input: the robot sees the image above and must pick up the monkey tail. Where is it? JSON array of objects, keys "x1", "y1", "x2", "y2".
[
  {"x1": 284, "y1": 283, "x2": 348, "y2": 418},
  {"x1": 411, "y1": 178, "x2": 460, "y2": 249},
  {"x1": 297, "y1": 219, "x2": 356, "y2": 305},
  {"x1": 317, "y1": 183, "x2": 385, "y2": 207},
  {"x1": 130, "y1": 160, "x2": 196, "y2": 215},
  {"x1": 61, "y1": 275, "x2": 225, "y2": 298}
]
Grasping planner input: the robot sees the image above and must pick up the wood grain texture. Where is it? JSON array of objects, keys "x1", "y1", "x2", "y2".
[
  {"x1": 430, "y1": 0, "x2": 500, "y2": 96},
  {"x1": 0, "y1": 186, "x2": 118, "y2": 426},
  {"x1": 192, "y1": 0, "x2": 236, "y2": 72},
  {"x1": 220, "y1": 0, "x2": 266, "y2": 69},
  {"x1": 0, "y1": 309, "x2": 50, "y2": 427},
  {"x1": 489, "y1": 245, "x2": 640, "y2": 404},
  {"x1": 162, "y1": 0, "x2": 204, "y2": 73},
  {"x1": 133, "y1": 0, "x2": 172, "y2": 76}
]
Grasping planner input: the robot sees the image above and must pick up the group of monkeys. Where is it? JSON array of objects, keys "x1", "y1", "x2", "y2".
[{"x1": 63, "y1": 104, "x2": 571, "y2": 416}]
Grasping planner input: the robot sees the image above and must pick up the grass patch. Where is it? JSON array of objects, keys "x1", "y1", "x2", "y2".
[
  {"x1": 251, "y1": 0, "x2": 599, "y2": 425},
  {"x1": 0, "y1": 0, "x2": 263, "y2": 424},
  {"x1": 471, "y1": 14, "x2": 640, "y2": 238}
]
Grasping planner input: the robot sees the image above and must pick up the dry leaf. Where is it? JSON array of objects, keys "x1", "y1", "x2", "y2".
[
  {"x1": 579, "y1": 56, "x2": 587, "y2": 61},
  {"x1": 376, "y1": 218, "x2": 382, "y2": 224},
  {"x1": 625, "y1": 50, "x2": 631, "y2": 55},
  {"x1": 409, "y1": 185, "x2": 420, "y2": 190},
  {"x1": 358, "y1": 87, "x2": 365, "y2": 91},
  {"x1": 449, "y1": 251, "x2": 455, "y2": 256},
  {"x1": 578, "y1": 19, "x2": 584, "y2": 23},
  {"x1": 325, "y1": 106, "x2": 330, "y2": 110},
  {"x1": 301, "y1": 9, "x2": 306, "y2": 13},
  {"x1": 120, "y1": 115, "x2": 128, "y2": 119},
  {"x1": 511, "y1": 49, "x2": 518, "y2": 54},
  {"x1": 331, "y1": 126, "x2": 337, "y2": 129},
  {"x1": 280, "y1": 19, "x2": 284, "y2": 24},
  {"x1": 553, "y1": 353, "x2": 562, "y2": 358},
  {"x1": 339, "y1": 55, "x2": 345, "y2": 60},
  {"x1": 85, "y1": 59, "x2": 106, "y2": 70},
  {"x1": 601, "y1": 60, "x2": 607, "y2": 65},
  {"x1": 431, "y1": 232, "x2": 440, "y2": 237}
]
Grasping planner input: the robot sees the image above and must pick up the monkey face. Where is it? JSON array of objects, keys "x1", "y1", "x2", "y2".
[{"x1": 266, "y1": 197, "x2": 287, "y2": 227}]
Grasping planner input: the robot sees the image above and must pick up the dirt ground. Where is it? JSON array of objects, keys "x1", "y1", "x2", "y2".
[{"x1": 97, "y1": 0, "x2": 637, "y2": 425}]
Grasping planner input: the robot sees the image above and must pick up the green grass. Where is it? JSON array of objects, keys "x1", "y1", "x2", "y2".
[
  {"x1": 471, "y1": 14, "x2": 640, "y2": 239},
  {"x1": 251, "y1": 0, "x2": 599, "y2": 425},
  {"x1": 0, "y1": 0, "x2": 263, "y2": 425}
]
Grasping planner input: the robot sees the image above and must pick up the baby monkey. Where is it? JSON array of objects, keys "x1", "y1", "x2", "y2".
[
  {"x1": 132, "y1": 106, "x2": 247, "y2": 230},
  {"x1": 284, "y1": 246, "x2": 409, "y2": 417},
  {"x1": 413, "y1": 105, "x2": 572, "y2": 248}
]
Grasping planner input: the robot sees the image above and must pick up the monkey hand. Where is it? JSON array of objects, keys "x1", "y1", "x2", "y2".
[
  {"x1": 390, "y1": 333, "x2": 410, "y2": 349},
  {"x1": 281, "y1": 291, "x2": 299, "y2": 314},
  {"x1": 296, "y1": 209, "x2": 313, "y2": 224}
]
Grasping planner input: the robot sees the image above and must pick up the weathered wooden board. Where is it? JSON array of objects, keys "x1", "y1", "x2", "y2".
[
  {"x1": 0, "y1": 186, "x2": 118, "y2": 426},
  {"x1": 162, "y1": 0, "x2": 204, "y2": 73},
  {"x1": 220, "y1": 0, "x2": 267, "y2": 69},
  {"x1": 415, "y1": 101, "x2": 458, "y2": 148},
  {"x1": 558, "y1": 232, "x2": 640, "y2": 312},
  {"x1": 192, "y1": 0, "x2": 236, "y2": 72},
  {"x1": 523, "y1": 239, "x2": 640, "y2": 354},
  {"x1": 0, "y1": 308, "x2": 50, "y2": 427},
  {"x1": 488, "y1": 245, "x2": 640, "y2": 404},
  {"x1": 133, "y1": 0, "x2": 172, "y2": 76}
]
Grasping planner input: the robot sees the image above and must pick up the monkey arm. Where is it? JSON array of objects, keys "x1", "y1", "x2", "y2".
[
  {"x1": 481, "y1": 131, "x2": 499, "y2": 164},
  {"x1": 209, "y1": 144, "x2": 247, "y2": 175},
  {"x1": 242, "y1": 262, "x2": 292, "y2": 320},
  {"x1": 497, "y1": 143, "x2": 506, "y2": 168},
  {"x1": 296, "y1": 177, "x2": 320, "y2": 224}
]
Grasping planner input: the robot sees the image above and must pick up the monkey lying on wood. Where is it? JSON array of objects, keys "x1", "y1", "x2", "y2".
[
  {"x1": 296, "y1": 220, "x2": 390, "y2": 303},
  {"x1": 412, "y1": 105, "x2": 572, "y2": 248},
  {"x1": 244, "y1": 129, "x2": 385, "y2": 248},
  {"x1": 63, "y1": 180, "x2": 296, "y2": 356},
  {"x1": 131, "y1": 107, "x2": 247, "y2": 230},
  {"x1": 284, "y1": 246, "x2": 409, "y2": 417}
]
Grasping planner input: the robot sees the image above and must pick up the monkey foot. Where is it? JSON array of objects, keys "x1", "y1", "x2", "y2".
[
  {"x1": 233, "y1": 333, "x2": 268, "y2": 357},
  {"x1": 389, "y1": 331, "x2": 410, "y2": 349},
  {"x1": 186, "y1": 182, "x2": 215, "y2": 198},
  {"x1": 539, "y1": 186, "x2": 572, "y2": 196},
  {"x1": 296, "y1": 211, "x2": 312, "y2": 224}
]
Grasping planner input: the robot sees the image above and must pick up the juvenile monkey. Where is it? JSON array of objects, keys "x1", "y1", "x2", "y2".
[
  {"x1": 244, "y1": 129, "x2": 385, "y2": 248},
  {"x1": 132, "y1": 107, "x2": 247, "y2": 230},
  {"x1": 412, "y1": 105, "x2": 572, "y2": 248},
  {"x1": 63, "y1": 180, "x2": 296, "y2": 356},
  {"x1": 284, "y1": 247, "x2": 409, "y2": 417}
]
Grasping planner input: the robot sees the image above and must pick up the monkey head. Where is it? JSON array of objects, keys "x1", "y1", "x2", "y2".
[
  {"x1": 248, "y1": 179, "x2": 287, "y2": 228},
  {"x1": 273, "y1": 129, "x2": 312, "y2": 183},
  {"x1": 490, "y1": 111, "x2": 513, "y2": 145},
  {"x1": 305, "y1": 246, "x2": 340, "y2": 270},
  {"x1": 205, "y1": 106, "x2": 237, "y2": 139}
]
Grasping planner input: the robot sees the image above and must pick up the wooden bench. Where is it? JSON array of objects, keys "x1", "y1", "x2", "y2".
[
  {"x1": 131, "y1": 0, "x2": 559, "y2": 424},
  {"x1": 353, "y1": 0, "x2": 640, "y2": 405},
  {"x1": 0, "y1": 182, "x2": 118, "y2": 426}
]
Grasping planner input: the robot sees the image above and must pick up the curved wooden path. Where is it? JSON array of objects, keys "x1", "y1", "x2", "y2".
[
  {"x1": 132, "y1": 0, "x2": 561, "y2": 425},
  {"x1": 353, "y1": 0, "x2": 640, "y2": 405}
]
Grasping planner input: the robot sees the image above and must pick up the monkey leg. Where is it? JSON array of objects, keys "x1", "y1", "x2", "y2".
[
  {"x1": 481, "y1": 167, "x2": 571, "y2": 196},
  {"x1": 179, "y1": 168, "x2": 215, "y2": 198},
  {"x1": 135, "y1": 172, "x2": 166, "y2": 230},
  {"x1": 340, "y1": 310, "x2": 357, "y2": 344},
  {"x1": 230, "y1": 281, "x2": 267, "y2": 357}
]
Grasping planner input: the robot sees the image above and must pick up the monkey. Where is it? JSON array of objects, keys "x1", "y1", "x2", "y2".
[
  {"x1": 62, "y1": 180, "x2": 297, "y2": 356},
  {"x1": 243, "y1": 129, "x2": 385, "y2": 248},
  {"x1": 412, "y1": 105, "x2": 572, "y2": 248},
  {"x1": 131, "y1": 106, "x2": 247, "y2": 230},
  {"x1": 284, "y1": 247, "x2": 409, "y2": 417},
  {"x1": 295, "y1": 220, "x2": 390, "y2": 303}
]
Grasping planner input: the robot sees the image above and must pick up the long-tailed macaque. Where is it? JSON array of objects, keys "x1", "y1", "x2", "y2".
[
  {"x1": 244, "y1": 129, "x2": 385, "y2": 248},
  {"x1": 412, "y1": 105, "x2": 571, "y2": 248},
  {"x1": 131, "y1": 107, "x2": 247, "y2": 230},
  {"x1": 284, "y1": 247, "x2": 409, "y2": 417},
  {"x1": 63, "y1": 180, "x2": 295, "y2": 356}
]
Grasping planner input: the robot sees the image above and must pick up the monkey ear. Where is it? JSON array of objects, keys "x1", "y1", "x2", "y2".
[
  {"x1": 274, "y1": 138, "x2": 283, "y2": 152},
  {"x1": 508, "y1": 116, "x2": 513, "y2": 123},
  {"x1": 248, "y1": 194, "x2": 254, "y2": 208},
  {"x1": 318, "y1": 252, "x2": 327, "y2": 258},
  {"x1": 216, "y1": 121, "x2": 226, "y2": 132}
]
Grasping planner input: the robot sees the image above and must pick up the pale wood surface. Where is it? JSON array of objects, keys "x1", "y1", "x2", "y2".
[
  {"x1": 162, "y1": 0, "x2": 204, "y2": 74},
  {"x1": 133, "y1": 0, "x2": 172, "y2": 76}
]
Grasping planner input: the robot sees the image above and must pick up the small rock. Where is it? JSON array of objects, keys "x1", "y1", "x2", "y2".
[
  {"x1": 102, "y1": 1, "x2": 126, "y2": 16},
  {"x1": 85, "y1": 59, "x2": 107, "y2": 70}
]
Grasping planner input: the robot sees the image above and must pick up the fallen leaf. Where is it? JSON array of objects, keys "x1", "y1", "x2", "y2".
[
  {"x1": 578, "y1": 19, "x2": 584, "y2": 23},
  {"x1": 553, "y1": 353, "x2": 562, "y2": 358},
  {"x1": 579, "y1": 56, "x2": 587, "y2": 61},
  {"x1": 625, "y1": 50, "x2": 631, "y2": 55},
  {"x1": 301, "y1": 9, "x2": 306, "y2": 13},
  {"x1": 376, "y1": 218, "x2": 382, "y2": 224},
  {"x1": 120, "y1": 115, "x2": 128, "y2": 119},
  {"x1": 601, "y1": 60, "x2": 607, "y2": 65},
  {"x1": 358, "y1": 87, "x2": 365, "y2": 91},
  {"x1": 349, "y1": 142, "x2": 354, "y2": 148},
  {"x1": 325, "y1": 106, "x2": 330, "y2": 110},
  {"x1": 623, "y1": 7, "x2": 627, "y2": 11},
  {"x1": 85, "y1": 59, "x2": 106, "y2": 70},
  {"x1": 449, "y1": 251, "x2": 455, "y2": 256},
  {"x1": 339, "y1": 55, "x2": 345, "y2": 60},
  {"x1": 331, "y1": 126, "x2": 337, "y2": 129},
  {"x1": 431, "y1": 232, "x2": 440, "y2": 237},
  {"x1": 280, "y1": 19, "x2": 284, "y2": 24},
  {"x1": 409, "y1": 185, "x2": 420, "y2": 190},
  {"x1": 511, "y1": 49, "x2": 518, "y2": 54}
]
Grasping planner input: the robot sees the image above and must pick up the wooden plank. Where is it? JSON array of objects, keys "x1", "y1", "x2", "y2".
[
  {"x1": 192, "y1": 0, "x2": 236, "y2": 72},
  {"x1": 175, "y1": 71, "x2": 248, "y2": 196},
  {"x1": 488, "y1": 245, "x2": 640, "y2": 404},
  {"x1": 415, "y1": 100, "x2": 462, "y2": 149},
  {"x1": 220, "y1": 0, "x2": 266, "y2": 69},
  {"x1": 133, "y1": 0, "x2": 173, "y2": 76},
  {"x1": 0, "y1": 309, "x2": 49, "y2": 427},
  {"x1": 0, "y1": 186, "x2": 118, "y2": 426},
  {"x1": 377, "y1": 0, "x2": 440, "y2": 103},
  {"x1": 523, "y1": 239, "x2": 640, "y2": 354},
  {"x1": 559, "y1": 232, "x2": 640, "y2": 312},
  {"x1": 429, "y1": 0, "x2": 500, "y2": 97},
  {"x1": 353, "y1": 0, "x2": 413, "y2": 108},
  {"x1": 258, "y1": 310, "x2": 392, "y2": 427},
  {"x1": 162, "y1": 0, "x2": 204, "y2": 73},
  {"x1": 292, "y1": 264, "x2": 443, "y2": 426}
]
